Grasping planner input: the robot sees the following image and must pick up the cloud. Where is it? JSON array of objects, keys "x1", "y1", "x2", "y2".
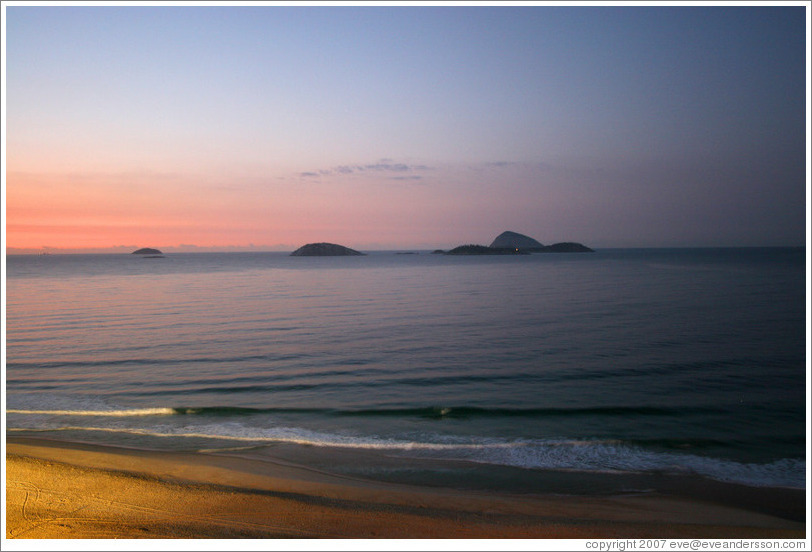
[
  {"x1": 482, "y1": 161, "x2": 555, "y2": 172},
  {"x1": 390, "y1": 175, "x2": 423, "y2": 181},
  {"x1": 298, "y1": 160, "x2": 433, "y2": 179},
  {"x1": 363, "y1": 163, "x2": 410, "y2": 172}
]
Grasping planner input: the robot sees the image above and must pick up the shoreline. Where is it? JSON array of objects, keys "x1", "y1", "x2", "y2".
[{"x1": 4, "y1": 436, "x2": 807, "y2": 539}]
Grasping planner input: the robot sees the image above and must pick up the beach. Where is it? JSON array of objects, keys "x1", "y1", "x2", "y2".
[{"x1": 5, "y1": 437, "x2": 806, "y2": 540}]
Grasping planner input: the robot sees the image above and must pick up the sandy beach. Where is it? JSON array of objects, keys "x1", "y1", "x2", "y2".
[{"x1": 4, "y1": 437, "x2": 806, "y2": 540}]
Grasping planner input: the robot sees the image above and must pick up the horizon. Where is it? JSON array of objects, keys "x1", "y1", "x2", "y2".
[
  {"x1": 3, "y1": 4, "x2": 810, "y2": 252},
  {"x1": 6, "y1": 241, "x2": 808, "y2": 256}
]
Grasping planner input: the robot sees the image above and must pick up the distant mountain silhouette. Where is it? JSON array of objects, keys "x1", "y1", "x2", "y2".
[
  {"x1": 290, "y1": 243, "x2": 365, "y2": 256},
  {"x1": 132, "y1": 248, "x2": 163, "y2": 255},
  {"x1": 489, "y1": 231, "x2": 545, "y2": 250}
]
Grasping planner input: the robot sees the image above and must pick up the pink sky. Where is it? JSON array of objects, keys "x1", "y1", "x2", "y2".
[
  {"x1": 4, "y1": 7, "x2": 807, "y2": 253},
  {"x1": 6, "y1": 162, "x2": 573, "y2": 252}
]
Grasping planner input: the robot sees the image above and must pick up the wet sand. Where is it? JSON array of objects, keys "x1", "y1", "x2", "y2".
[{"x1": 5, "y1": 437, "x2": 807, "y2": 539}]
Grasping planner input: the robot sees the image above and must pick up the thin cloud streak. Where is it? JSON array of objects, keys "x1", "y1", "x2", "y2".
[{"x1": 298, "y1": 160, "x2": 433, "y2": 179}]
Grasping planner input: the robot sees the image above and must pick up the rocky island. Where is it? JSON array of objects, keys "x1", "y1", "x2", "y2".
[
  {"x1": 132, "y1": 248, "x2": 163, "y2": 256},
  {"x1": 489, "y1": 231, "x2": 545, "y2": 251},
  {"x1": 445, "y1": 245, "x2": 528, "y2": 255},
  {"x1": 290, "y1": 243, "x2": 365, "y2": 256},
  {"x1": 445, "y1": 232, "x2": 593, "y2": 255}
]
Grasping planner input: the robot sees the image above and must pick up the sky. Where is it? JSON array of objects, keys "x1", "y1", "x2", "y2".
[{"x1": 3, "y1": 3, "x2": 809, "y2": 252}]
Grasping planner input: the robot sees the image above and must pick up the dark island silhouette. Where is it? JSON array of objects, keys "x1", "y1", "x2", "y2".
[
  {"x1": 132, "y1": 248, "x2": 163, "y2": 256},
  {"x1": 489, "y1": 231, "x2": 545, "y2": 251},
  {"x1": 442, "y1": 232, "x2": 593, "y2": 255},
  {"x1": 445, "y1": 244, "x2": 529, "y2": 255},
  {"x1": 290, "y1": 242, "x2": 365, "y2": 256}
]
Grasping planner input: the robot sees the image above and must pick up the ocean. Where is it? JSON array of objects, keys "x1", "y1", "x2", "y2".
[{"x1": 4, "y1": 248, "x2": 807, "y2": 494}]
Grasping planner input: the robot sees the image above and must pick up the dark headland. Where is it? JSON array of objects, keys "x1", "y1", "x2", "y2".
[
  {"x1": 442, "y1": 231, "x2": 593, "y2": 255},
  {"x1": 132, "y1": 248, "x2": 163, "y2": 255},
  {"x1": 290, "y1": 242, "x2": 365, "y2": 256}
]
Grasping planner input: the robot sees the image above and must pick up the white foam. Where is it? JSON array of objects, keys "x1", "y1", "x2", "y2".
[
  {"x1": 7, "y1": 418, "x2": 804, "y2": 489},
  {"x1": 7, "y1": 408, "x2": 176, "y2": 417},
  {"x1": 7, "y1": 422, "x2": 514, "y2": 450},
  {"x1": 456, "y1": 439, "x2": 806, "y2": 489}
]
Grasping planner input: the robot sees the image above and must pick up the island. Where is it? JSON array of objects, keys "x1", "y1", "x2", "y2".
[
  {"x1": 445, "y1": 245, "x2": 528, "y2": 255},
  {"x1": 290, "y1": 243, "x2": 365, "y2": 256},
  {"x1": 444, "y1": 232, "x2": 594, "y2": 255},
  {"x1": 489, "y1": 231, "x2": 545, "y2": 251},
  {"x1": 131, "y1": 248, "x2": 163, "y2": 255}
]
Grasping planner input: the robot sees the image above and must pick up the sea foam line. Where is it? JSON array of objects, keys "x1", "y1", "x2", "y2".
[
  {"x1": 6, "y1": 408, "x2": 176, "y2": 417},
  {"x1": 5, "y1": 425, "x2": 516, "y2": 450},
  {"x1": 6, "y1": 426, "x2": 803, "y2": 488}
]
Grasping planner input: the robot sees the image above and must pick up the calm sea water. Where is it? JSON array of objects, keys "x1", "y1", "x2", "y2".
[{"x1": 5, "y1": 248, "x2": 807, "y2": 491}]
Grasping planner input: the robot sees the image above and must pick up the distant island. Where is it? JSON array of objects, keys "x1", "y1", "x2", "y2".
[
  {"x1": 489, "y1": 231, "x2": 545, "y2": 251},
  {"x1": 290, "y1": 242, "x2": 365, "y2": 256},
  {"x1": 443, "y1": 232, "x2": 593, "y2": 255},
  {"x1": 445, "y1": 244, "x2": 529, "y2": 255},
  {"x1": 132, "y1": 248, "x2": 163, "y2": 255}
]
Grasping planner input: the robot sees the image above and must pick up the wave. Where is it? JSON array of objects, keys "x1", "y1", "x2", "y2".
[
  {"x1": 7, "y1": 425, "x2": 513, "y2": 450},
  {"x1": 7, "y1": 407, "x2": 177, "y2": 417},
  {"x1": 6, "y1": 404, "x2": 715, "y2": 419},
  {"x1": 7, "y1": 424, "x2": 804, "y2": 489},
  {"x1": 8, "y1": 398, "x2": 803, "y2": 488}
]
